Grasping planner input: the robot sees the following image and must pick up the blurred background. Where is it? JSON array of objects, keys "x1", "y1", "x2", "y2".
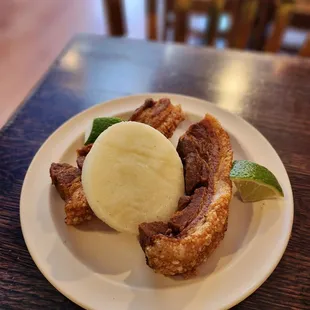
[{"x1": 0, "y1": 0, "x2": 309, "y2": 128}]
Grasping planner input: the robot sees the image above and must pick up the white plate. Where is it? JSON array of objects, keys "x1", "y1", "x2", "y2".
[{"x1": 20, "y1": 93, "x2": 293, "y2": 310}]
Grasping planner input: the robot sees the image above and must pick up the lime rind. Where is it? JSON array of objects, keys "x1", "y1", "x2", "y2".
[
  {"x1": 233, "y1": 180, "x2": 284, "y2": 203},
  {"x1": 230, "y1": 177, "x2": 283, "y2": 197},
  {"x1": 230, "y1": 160, "x2": 284, "y2": 202},
  {"x1": 230, "y1": 160, "x2": 283, "y2": 195},
  {"x1": 84, "y1": 117, "x2": 122, "y2": 145}
]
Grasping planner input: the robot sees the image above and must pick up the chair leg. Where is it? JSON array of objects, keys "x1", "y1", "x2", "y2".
[
  {"x1": 227, "y1": 0, "x2": 241, "y2": 46},
  {"x1": 299, "y1": 34, "x2": 310, "y2": 57},
  {"x1": 205, "y1": 0, "x2": 226, "y2": 46},
  {"x1": 229, "y1": 0, "x2": 259, "y2": 49},
  {"x1": 264, "y1": 1, "x2": 294, "y2": 53},
  {"x1": 249, "y1": 0, "x2": 275, "y2": 50},
  {"x1": 103, "y1": 0, "x2": 126, "y2": 36},
  {"x1": 164, "y1": 0, "x2": 175, "y2": 41},
  {"x1": 146, "y1": 0, "x2": 157, "y2": 40},
  {"x1": 174, "y1": 0, "x2": 191, "y2": 42}
]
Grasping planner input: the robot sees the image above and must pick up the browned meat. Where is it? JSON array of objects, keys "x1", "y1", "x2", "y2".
[
  {"x1": 169, "y1": 187, "x2": 206, "y2": 233},
  {"x1": 52, "y1": 98, "x2": 185, "y2": 226},
  {"x1": 139, "y1": 222, "x2": 171, "y2": 251},
  {"x1": 50, "y1": 163, "x2": 94, "y2": 225},
  {"x1": 138, "y1": 114, "x2": 233, "y2": 276},
  {"x1": 182, "y1": 153, "x2": 209, "y2": 195},
  {"x1": 76, "y1": 143, "x2": 93, "y2": 170},
  {"x1": 177, "y1": 195, "x2": 191, "y2": 211},
  {"x1": 50, "y1": 163, "x2": 81, "y2": 200},
  {"x1": 129, "y1": 98, "x2": 185, "y2": 138},
  {"x1": 76, "y1": 99, "x2": 184, "y2": 169},
  {"x1": 177, "y1": 119, "x2": 216, "y2": 195}
]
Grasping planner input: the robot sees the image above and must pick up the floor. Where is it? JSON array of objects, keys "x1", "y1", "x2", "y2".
[{"x1": 0, "y1": 0, "x2": 107, "y2": 129}]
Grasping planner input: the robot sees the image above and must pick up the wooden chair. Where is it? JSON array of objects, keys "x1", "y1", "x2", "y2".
[
  {"x1": 160, "y1": 0, "x2": 262, "y2": 48},
  {"x1": 103, "y1": 0, "x2": 262, "y2": 47},
  {"x1": 299, "y1": 34, "x2": 310, "y2": 57},
  {"x1": 103, "y1": 0, "x2": 126, "y2": 36},
  {"x1": 103, "y1": 0, "x2": 310, "y2": 57},
  {"x1": 162, "y1": 0, "x2": 236, "y2": 44},
  {"x1": 264, "y1": 0, "x2": 310, "y2": 57},
  {"x1": 160, "y1": 0, "x2": 310, "y2": 55},
  {"x1": 173, "y1": 0, "x2": 228, "y2": 44},
  {"x1": 228, "y1": 0, "x2": 260, "y2": 49},
  {"x1": 147, "y1": 0, "x2": 157, "y2": 40}
]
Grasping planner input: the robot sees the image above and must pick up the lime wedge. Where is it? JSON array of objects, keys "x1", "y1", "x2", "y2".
[
  {"x1": 85, "y1": 117, "x2": 122, "y2": 145},
  {"x1": 230, "y1": 160, "x2": 284, "y2": 202}
]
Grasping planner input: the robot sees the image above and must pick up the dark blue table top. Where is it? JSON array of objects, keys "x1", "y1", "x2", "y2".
[{"x1": 1, "y1": 35, "x2": 310, "y2": 309}]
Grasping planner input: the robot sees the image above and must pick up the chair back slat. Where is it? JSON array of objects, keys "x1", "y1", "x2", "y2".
[
  {"x1": 174, "y1": 0, "x2": 192, "y2": 42},
  {"x1": 104, "y1": 0, "x2": 126, "y2": 36},
  {"x1": 147, "y1": 0, "x2": 158, "y2": 40},
  {"x1": 229, "y1": 0, "x2": 259, "y2": 49},
  {"x1": 104, "y1": 0, "x2": 310, "y2": 57},
  {"x1": 299, "y1": 34, "x2": 310, "y2": 57},
  {"x1": 205, "y1": 0, "x2": 226, "y2": 46},
  {"x1": 264, "y1": 1, "x2": 294, "y2": 53}
]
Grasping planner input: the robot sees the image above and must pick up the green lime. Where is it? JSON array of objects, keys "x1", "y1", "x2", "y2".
[
  {"x1": 230, "y1": 160, "x2": 284, "y2": 202},
  {"x1": 84, "y1": 117, "x2": 122, "y2": 145}
]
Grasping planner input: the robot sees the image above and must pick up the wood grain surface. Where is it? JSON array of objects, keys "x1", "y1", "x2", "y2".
[{"x1": 1, "y1": 36, "x2": 310, "y2": 309}]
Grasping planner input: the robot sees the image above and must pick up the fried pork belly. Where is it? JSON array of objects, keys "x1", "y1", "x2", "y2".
[
  {"x1": 76, "y1": 143, "x2": 93, "y2": 170},
  {"x1": 50, "y1": 163, "x2": 94, "y2": 225},
  {"x1": 139, "y1": 114, "x2": 233, "y2": 276},
  {"x1": 76, "y1": 98, "x2": 184, "y2": 169},
  {"x1": 129, "y1": 98, "x2": 185, "y2": 138},
  {"x1": 51, "y1": 98, "x2": 185, "y2": 226}
]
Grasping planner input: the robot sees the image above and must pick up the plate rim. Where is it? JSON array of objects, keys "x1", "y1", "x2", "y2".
[{"x1": 20, "y1": 92, "x2": 294, "y2": 310}]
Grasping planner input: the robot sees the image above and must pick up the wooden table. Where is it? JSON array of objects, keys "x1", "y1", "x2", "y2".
[{"x1": 1, "y1": 36, "x2": 309, "y2": 309}]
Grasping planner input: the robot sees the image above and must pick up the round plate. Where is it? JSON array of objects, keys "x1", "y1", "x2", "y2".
[{"x1": 20, "y1": 93, "x2": 293, "y2": 310}]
